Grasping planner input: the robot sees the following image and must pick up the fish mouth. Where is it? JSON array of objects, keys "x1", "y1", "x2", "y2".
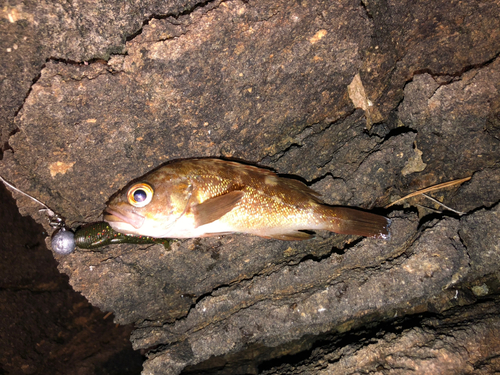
[{"x1": 104, "y1": 207, "x2": 145, "y2": 229}]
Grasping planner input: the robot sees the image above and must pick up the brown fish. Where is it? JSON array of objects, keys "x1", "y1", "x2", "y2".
[{"x1": 104, "y1": 158, "x2": 390, "y2": 240}]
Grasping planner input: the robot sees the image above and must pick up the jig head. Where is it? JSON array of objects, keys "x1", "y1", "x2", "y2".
[{"x1": 1, "y1": 176, "x2": 172, "y2": 255}]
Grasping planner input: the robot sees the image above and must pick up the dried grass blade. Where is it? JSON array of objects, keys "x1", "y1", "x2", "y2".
[{"x1": 385, "y1": 176, "x2": 471, "y2": 208}]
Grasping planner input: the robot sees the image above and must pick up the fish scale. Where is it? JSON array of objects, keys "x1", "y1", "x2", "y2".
[{"x1": 104, "y1": 158, "x2": 391, "y2": 240}]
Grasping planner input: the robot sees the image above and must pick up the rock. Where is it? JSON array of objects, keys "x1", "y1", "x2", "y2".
[{"x1": 1, "y1": 0, "x2": 500, "y2": 373}]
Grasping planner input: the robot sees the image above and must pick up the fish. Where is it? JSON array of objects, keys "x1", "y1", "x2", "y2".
[{"x1": 104, "y1": 158, "x2": 391, "y2": 241}]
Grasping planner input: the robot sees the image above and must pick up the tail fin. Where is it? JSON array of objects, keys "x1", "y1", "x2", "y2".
[{"x1": 324, "y1": 207, "x2": 391, "y2": 239}]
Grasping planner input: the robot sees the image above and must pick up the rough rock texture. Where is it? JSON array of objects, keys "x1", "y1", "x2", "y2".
[
  {"x1": 0, "y1": 182, "x2": 143, "y2": 375},
  {"x1": 1, "y1": 0, "x2": 500, "y2": 374}
]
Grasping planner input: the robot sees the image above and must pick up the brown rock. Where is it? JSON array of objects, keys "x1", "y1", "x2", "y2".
[{"x1": 1, "y1": 0, "x2": 500, "y2": 373}]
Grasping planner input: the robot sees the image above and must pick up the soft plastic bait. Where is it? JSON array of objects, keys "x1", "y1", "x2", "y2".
[
  {"x1": 52, "y1": 221, "x2": 173, "y2": 254},
  {"x1": 0, "y1": 174, "x2": 173, "y2": 255}
]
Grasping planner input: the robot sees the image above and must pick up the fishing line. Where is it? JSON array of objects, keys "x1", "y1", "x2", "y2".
[{"x1": 0, "y1": 176, "x2": 172, "y2": 254}]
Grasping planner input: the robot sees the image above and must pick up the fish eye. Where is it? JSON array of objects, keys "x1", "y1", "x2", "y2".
[{"x1": 127, "y1": 183, "x2": 154, "y2": 207}]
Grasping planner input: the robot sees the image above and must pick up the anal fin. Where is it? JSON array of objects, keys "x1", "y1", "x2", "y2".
[
  {"x1": 263, "y1": 231, "x2": 314, "y2": 241},
  {"x1": 193, "y1": 191, "x2": 244, "y2": 227}
]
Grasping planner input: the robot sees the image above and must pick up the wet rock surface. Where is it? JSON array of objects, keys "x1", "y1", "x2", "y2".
[{"x1": 1, "y1": 0, "x2": 500, "y2": 374}]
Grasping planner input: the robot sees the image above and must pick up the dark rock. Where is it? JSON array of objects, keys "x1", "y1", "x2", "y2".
[
  {"x1": 1, "y1": 0, "x2": 500, "y2": 373},
  {"x1": 0, "y1": 183, "x2": 142, "y2": 375},
  {"x1": 460, "y1": 203, "x2": 500, "y2": 279}
]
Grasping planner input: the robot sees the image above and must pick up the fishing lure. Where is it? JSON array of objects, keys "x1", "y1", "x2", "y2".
[
  {"x1": 52, "y1": 222, "x2": 173, "y2": 254},
  {"x1": 73, "y1": 221, "x2": 173, "y2": 249},
  {"x1": 0, "y1": 176, "x2": 172, "y2": 255}
]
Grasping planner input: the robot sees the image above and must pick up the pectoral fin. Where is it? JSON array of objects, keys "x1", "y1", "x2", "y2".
[{"x1": 193, "y1": 191, "x2": 245, "y2": 227}]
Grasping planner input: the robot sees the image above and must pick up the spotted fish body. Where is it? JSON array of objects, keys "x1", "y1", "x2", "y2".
[{"x1": 104, "y1": 158, "x2": 390, "y2": 240}]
